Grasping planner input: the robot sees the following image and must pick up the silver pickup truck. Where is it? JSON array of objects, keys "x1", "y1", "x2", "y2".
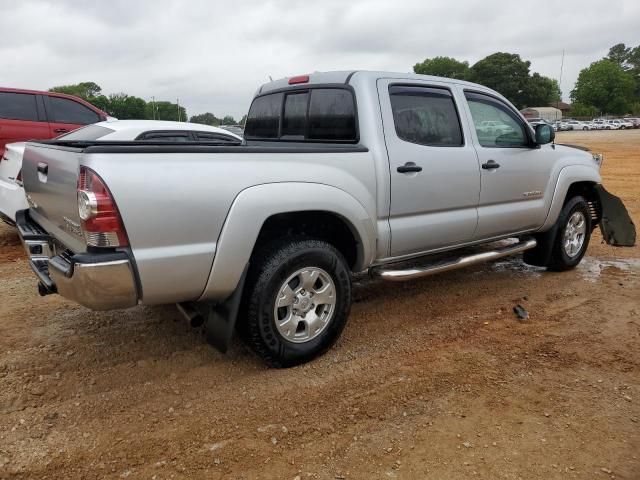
[{"x1": 17, "y1": 71, "x2": 636, "y2": 367}]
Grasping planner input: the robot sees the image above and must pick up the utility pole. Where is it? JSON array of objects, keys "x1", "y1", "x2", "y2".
[
  {"x1": 557, "y1": 49, "x2": 565, "y2": 121},
  {"x1": 151, "y1": 96, "x2": 156, "y2": 120},
  {"x1": 177, "y1": 98, "x2": 181, "y2": 121}
]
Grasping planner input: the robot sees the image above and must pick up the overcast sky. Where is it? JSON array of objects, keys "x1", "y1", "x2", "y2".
[{"x1": 1, "y1": 0, "x2": 638, "y2": 119}]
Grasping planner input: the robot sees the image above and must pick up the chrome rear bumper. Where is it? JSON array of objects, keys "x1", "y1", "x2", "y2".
[{"x1": 16, "y1": 210, "x2": 139, "y2": 310}]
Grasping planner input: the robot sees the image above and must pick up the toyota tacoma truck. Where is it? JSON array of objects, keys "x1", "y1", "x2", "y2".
[{"x1": 16, "y1": 71, "x2": 636, "y2": 367}]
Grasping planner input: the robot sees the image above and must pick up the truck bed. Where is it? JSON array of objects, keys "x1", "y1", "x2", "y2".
[{"x1": 21, "y1": 140, "x2": 376, "y2": 305}]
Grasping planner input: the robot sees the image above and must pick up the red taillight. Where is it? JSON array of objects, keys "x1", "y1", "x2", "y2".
[
  {"x1": 77, "y1": 166, "x2": 128, "y2": 247},
  {"x1": 288, "y1": 75, "x2": 310, "y2": 85}
]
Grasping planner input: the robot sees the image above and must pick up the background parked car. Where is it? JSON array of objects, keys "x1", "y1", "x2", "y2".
[
  {"x1": 565, "y1": 120, "x2": 587, "y2": 131},
  {"x1": 0, "y1": 142, "x2": 27, "y2": 225},
  {"x1": 616, "y1": 119, "x2": 634, "y2": 129},
  {"x1": 476, "y1": 120, "x2": 514, "y2": 136},
  {"x1": 0, "y1": 87, "x2": 110, "y2": 157},
  {"x1": 0, "y1": 120, "x2": 242, "y2": 224}
]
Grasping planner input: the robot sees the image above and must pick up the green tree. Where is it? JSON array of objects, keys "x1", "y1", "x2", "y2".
[
  {"x1": 90, "y1": 94, "x2": 110, "y2": 112},
  {"x1": 605, "y1": 42, "x2": 640, "y2": 97},
  {"x1": 220, "y1": 115, "x2": 236, "y2": 125},
  {"x1": 105, "y1": 93, "x2": 147, "y2": 119},
  {"x1": 49, "y1": 81, "x2": 102, "y2": 101},
  {"x1": 469, "y1": 53, "x2": 532, "y2": 108},
  {"x1": 570, "y1": 102, "x2": 599, "y2": 118},
  {"x1": 146, "y1": 101, "x2": 187, "y2": 121},
  {"x1": 525, "y1": 73, "x2": 561, "y2": 107},
  {"x1": 413, "y1": 56, "x2": 470, "y2": 80},
  {"x1": 607, "y1": 43, "x2": 631, "y2": 68},
  {"x1": 239, "y1": 114, "x2": 247, "y2": 126},
  {"x1": 190, "y1": 112, "x2": 220, "y2": 126},
  {"x1": 624, "y1": 45, "x2": 640, "y2": 96},
  {"x1": 570, "y1": 59, "x2": 635, "y2": 114}
]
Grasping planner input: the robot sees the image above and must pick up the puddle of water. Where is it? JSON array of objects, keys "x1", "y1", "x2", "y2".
[{"x1": 577, "y1": 256, "x2": 640, "y2": 283}]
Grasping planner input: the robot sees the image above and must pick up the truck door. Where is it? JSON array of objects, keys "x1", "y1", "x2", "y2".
[
  {"x1": 460, "y1": 90, "x2": 555, "y2": 239},
  {"x1": 378, "y1": 79, "x2": 481, "y2": 257}
]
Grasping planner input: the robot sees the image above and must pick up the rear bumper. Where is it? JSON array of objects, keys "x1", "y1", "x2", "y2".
[{"x1": 17, "y1": 210, "x2": 139, "y2": 310}]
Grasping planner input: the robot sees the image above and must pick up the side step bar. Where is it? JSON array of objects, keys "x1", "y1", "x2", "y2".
[{"x1": 372, "y1": 238, "x2": 537, "y2": 282}]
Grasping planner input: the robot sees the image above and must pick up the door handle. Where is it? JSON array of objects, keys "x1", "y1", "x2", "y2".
[
  {"x1": 37, "y1": 162, "x2": 48, "y2": 175},
  {"x1": 54, "y1": 128, "x2": 69, "y2": 134},
  {"x1": 397, "y1": 162, "x2": 422, "y2": 173},
  {"x1": 481, "y1": 160, "x2": 500, "y2": 170}
]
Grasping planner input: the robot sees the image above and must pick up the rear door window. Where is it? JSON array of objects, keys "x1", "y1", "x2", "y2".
[
  {"x1": 0, "y1": 92, "x2": 39, "y2": 121},
  {"x1": 389, "y1": 85, "x2": 463, "y2": 146},
  {"x1": 48, "y1": 97, "x2": 100, "y2": 125}
]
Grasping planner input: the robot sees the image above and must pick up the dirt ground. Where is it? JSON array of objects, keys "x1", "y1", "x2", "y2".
[{"x1": 0, "y1": 130, "x2": 638, "y2": 480}]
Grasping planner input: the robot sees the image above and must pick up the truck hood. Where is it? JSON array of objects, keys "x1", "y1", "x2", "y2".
[{"x1": 555, "y1": 143, "x2": 590, "y2": 152}]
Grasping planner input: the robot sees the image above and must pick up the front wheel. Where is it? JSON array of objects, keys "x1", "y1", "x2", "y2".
[
  {"x1": 239, "y1": 238, "x2": 352, "y2": 367},
  {"x1": 547, "y1": 196, "x2": 592, "y2": 271}
]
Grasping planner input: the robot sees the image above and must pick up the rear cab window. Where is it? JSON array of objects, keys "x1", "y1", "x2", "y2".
[{"x1": 244, "y1": 87, "x2": 357, "y2": 143}]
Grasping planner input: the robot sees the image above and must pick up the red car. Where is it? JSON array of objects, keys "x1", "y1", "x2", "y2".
[{"x1": 0, "y1": 87, "x2": 109, "y2": 157}]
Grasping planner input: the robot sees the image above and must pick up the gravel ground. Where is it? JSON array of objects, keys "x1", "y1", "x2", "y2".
[{"x1": 0, "y1": 130, "x2": 638, "y2": 479}]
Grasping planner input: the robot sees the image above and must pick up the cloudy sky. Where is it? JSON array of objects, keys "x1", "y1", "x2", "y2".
[{"x1": 1, "y1": 0, "x2": 638, "y2": 119}]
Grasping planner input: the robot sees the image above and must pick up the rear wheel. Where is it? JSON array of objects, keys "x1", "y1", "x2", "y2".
[
  {"x1": 547, "y1": 196, "x2": 592, "y2": 271},
  {"x1": 239, "y1": 238, "x2": 352, "y2": 367}
]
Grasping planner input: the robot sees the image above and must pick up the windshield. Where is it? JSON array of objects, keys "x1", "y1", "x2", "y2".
[{"x1": 57, "y1": 124, "x2": 115, "y2": 141}]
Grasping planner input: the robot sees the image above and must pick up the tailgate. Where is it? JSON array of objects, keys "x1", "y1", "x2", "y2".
[{"x1": 21, "y1": 143, "x2": 87, "y2": 253}]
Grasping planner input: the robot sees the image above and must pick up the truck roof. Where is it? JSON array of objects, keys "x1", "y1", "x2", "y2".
[{"x1": 257, "y1": 70, "x2": 493, "y2": 95}]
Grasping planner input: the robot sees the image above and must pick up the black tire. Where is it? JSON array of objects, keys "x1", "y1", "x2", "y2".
[
  {"x1": 238, "y1": 238, "x2": 352, "y2": 367},
  {"x1": 547, "y1": 195, "x2": 592, "y2": 271}
]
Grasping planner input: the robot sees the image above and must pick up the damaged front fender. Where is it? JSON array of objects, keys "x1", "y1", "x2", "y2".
[{"x1": 595, "y1": 185, "x2": 636, "y2": 246}]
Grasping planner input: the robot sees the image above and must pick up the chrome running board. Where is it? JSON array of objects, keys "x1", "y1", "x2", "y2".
[{"x1": 373, "y1": 238, "x2": 537, "y2": 282}]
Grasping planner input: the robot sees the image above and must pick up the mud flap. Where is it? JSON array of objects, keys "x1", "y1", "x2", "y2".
[
  {"x1": 595, "y1": 185, "x2": 636, "y2": 247},
  {"x1": 522, "y1": 222, "x2": 559, "y2": 267},
  {"x1": 204, "y1": 264, "x2": 248, "y2": 353}
]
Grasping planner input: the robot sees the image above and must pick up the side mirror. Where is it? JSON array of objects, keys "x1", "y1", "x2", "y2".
[{"x1": 535, "y1": 123, "x2": 555, "y2": 145}]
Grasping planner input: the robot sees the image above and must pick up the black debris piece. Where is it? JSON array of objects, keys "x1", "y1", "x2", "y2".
[{"x1": 513, "y1": 304, "x2": 529, "y2": 321}]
